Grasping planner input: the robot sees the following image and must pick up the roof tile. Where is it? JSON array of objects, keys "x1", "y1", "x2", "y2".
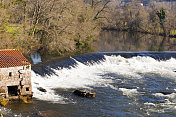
[{"x1": 0, "y1": 49, "x2": 30, "y2": 68}]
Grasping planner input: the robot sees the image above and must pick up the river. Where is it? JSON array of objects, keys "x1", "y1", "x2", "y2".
[{"x1": 1, "y1": 31, "x2": 176, "y2": 117}]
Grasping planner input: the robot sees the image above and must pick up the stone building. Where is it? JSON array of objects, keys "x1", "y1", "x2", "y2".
[{"x1": 0, "y1": 49, "x2": 32, "y2": 102}]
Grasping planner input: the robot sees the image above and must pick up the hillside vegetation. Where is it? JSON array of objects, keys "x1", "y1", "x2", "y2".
[
  {"x1": 1, "y1": 0, "x2": 176, "y2": 57},
  {"x1": 0, "y1": 0, "x2": 99, "y2": 56},
  {"x1": 94, "y1": 0, "x2": 176, "y2": 37}
]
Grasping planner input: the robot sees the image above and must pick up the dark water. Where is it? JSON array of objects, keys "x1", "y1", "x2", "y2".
[
  {"x1": 1, "y1": 31, "x2": 176, "y2": 117},
  {"x1": 94, "y1": 31, "x2": 176, "y2": 52}
]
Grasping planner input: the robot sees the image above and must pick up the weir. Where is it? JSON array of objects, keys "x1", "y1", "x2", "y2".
[
  {"x1": 102, "y1": 51, "x2": 176, "y2": 60},
  {"x1": 31, "y1": 52, "x2": 176, "y2": 103},
  {"x1": 32, "y1": 52, "x2": 176, "y2": 76}
]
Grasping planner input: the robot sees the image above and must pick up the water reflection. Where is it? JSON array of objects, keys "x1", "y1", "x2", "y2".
[{"x1": 94, "y1": 31, "x2": 176, "y2": 52}]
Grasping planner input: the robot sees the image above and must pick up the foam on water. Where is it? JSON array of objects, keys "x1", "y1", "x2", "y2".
[
  {"x1": 119, "y1": 88, "x2": 138, "y2": 97},
  {"x1": 31, "y1": 55, "x2": 176, "y2": 103}
]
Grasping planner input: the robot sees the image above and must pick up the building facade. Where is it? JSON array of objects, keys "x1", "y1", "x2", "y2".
[{"x1": 0, "y1": 49, "x2": 32, "y2": 100}]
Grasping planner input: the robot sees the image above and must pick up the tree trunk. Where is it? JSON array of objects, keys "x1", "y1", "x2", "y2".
[
  {"x1": 161, "y1": 23, "x2": 166, "y2": 36},
  {"x1": 91, "y1": 0, "x2": 94, "y2": 8}
]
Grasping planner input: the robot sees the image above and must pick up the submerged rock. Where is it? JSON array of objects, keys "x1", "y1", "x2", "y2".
[
  {"x1": 85, "y1": 92, "x2": 96, "y2": 98},
  {"x1": 37, "y1": 87, "x2": 47, "y2": 92},
  {"x1": 73, "y1": 90, "x2": 96, "y2": 98}
]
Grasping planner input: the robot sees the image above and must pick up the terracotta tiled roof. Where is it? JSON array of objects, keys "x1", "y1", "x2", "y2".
[{"x1": 0, "y1": 49, "x2": 30, "y2": 68}]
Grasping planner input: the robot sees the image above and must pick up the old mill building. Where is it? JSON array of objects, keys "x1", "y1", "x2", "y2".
[{"x1": 0, "y1": 49, "x2": 32, "y2": 104}]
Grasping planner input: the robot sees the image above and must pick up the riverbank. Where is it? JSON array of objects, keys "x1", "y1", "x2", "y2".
[
  {"x1": 102, "y1": 27, "x2": 176, "y2": 38},
  {"x1": 29, "y1": 30, "x2": 176, "y2": 65}
]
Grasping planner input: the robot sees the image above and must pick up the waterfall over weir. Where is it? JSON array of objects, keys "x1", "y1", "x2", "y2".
[
  {"x1": 32, "y1": 52, "x2": 176, "y2": 102},
  {"x1": 32, "y1": 52, "x2": 176, "y2": 76}
]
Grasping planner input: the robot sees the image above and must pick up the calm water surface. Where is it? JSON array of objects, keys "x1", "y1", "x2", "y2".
[
  {"x1": 1, "y1": 31, "x2": 176, "y2": 117},
  {"x1": 94, "y1": 31, "x2": 176, "y2": 52}
]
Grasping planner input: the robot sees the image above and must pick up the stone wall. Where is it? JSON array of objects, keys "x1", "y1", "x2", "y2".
[{"x1": 0, "y1": 65, "x2": 32, "y2": 98}]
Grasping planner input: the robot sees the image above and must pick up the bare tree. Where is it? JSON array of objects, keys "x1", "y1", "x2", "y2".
[{"x1": 0, "y1": 0, "x2": 99, "y2": 55}]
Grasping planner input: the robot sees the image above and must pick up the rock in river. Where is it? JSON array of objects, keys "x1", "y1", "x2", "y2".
[
  {"x1": 73, "y1": 90, "x2": 96, "y2": 98},
  {"x1": 37, "y1": 87, "x2": 47, "y2": 92}
]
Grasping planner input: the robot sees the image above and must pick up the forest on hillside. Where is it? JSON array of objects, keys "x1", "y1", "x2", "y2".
[{"x1": 0, "y1": 0, "x2": 176, "y2": 57}]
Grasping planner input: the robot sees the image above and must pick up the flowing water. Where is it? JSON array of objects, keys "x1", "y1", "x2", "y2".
[{"x1": 1, "y1": 31, "x2": 176, "y2": 117}]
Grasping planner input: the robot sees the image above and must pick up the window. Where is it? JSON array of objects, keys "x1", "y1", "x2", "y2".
[
  {"x1": 9, "y1": 72, "x2": 12, "y2": 77},
  {"x1": 26, "y1": 87, "x2": 29, "y2": 91}
]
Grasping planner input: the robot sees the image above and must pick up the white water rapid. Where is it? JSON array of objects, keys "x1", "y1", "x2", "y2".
[{"x1": 31, "y1": 55, "x2": 176, "y2": 103}]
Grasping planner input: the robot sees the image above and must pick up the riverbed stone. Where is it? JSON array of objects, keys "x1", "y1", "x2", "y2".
[
  {"x1": 73, "y1": 90, "x2": 96, "y2": 98},
  {"x1": 37, "y1": 87, "x2": 47, "y2": 92}
]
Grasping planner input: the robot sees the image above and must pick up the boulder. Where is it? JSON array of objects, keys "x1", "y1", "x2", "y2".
[
  {"x1": 73, "y1": 90, "x2": 96, "y2": 98},
  {"x1": 37, "y1": 87, "x2": 47, "y2": 92},
  {"x1": 85, "y1": 92, "x2": 96, "y2": 98},
  {"x1": 73, "y1": 90, "x2": 87, "y2": 97}
]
